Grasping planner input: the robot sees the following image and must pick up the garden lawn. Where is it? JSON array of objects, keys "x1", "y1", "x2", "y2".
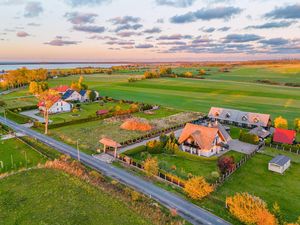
[
  {"x1": 0, "y1": 138, "x2": 46, "y2": 173},
  {"x1": 260, "y1": 147, "x2": 300, "y2": 163},
  {"x1": 126, "y1": 148, "x2": 244, "y2": 183},
  {"x1": 0, "y1": 169, "x2": 152, "y2": 225},
  {"x1": 201, "y1": 153, "x2": 300, "y2": 222},
  {"x1": 135, "y1": 107, "x2": 182, "y2": 119},
  {"x1": 48, "y1": 102, "x2": 130, "y2": 124}
]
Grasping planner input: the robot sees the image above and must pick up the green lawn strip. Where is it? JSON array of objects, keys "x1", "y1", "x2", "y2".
[
  {"x1": 260, "y1": 147, "x2": 300, "y2": 163},
  {"x1": 0, "y1": 169, "x2": 152, "y2": 225},
  {"x1": 228, "y1": 125, "x2": 249, "y2": 139},
  {"x1": 0, "y1": 138, "x2": 47, "y2": 173},
  {"x1": 202, "y1": 153, "x2": 300, "y2": 222},
  {"x1": 135, "y1": 107, "x2": 182, "y2": 119}
]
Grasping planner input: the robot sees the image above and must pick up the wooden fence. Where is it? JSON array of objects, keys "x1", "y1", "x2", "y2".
[{"x1": 267, "y1": 143, "x2": 300, "y2": 155}]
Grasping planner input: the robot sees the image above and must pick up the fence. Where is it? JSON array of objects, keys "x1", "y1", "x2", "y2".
[
  {"x1": 214, "y1": 142, "x2": 264, "y2": 187},
  {"x1": 267, "y1": 143, "x2": 300, "y2": 155},
  {"x1": 117, "y1": 154, "x2": 186, "y2": 188}
]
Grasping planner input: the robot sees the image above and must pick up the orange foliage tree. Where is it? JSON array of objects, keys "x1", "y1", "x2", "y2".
[
  {"x1": 226, "y1": 192, "x2": 277, "y2": 225},
  {"x1": 38, "y1": 89, "x2": 60, "y2": 134},
  {"x1": 184, "y1": 176, "x2": 213, "y2": 200},
  {"x1": 143, "y1": 157, "x2": 159, "y2": 176}
]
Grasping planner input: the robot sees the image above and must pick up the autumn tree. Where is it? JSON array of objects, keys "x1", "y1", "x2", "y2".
[
  {"x1": 87, "y1": 90, "x2": 96, "y2": 102},
  {"x1": 184, "y1": 71, "x2": 193, "y2": 78},
  {"x1": 29, "y1": 81, "x2": 48, "y2": 95},
  {"x1": 217, "y1": 156, "x2": 236, "y2": 174},
  {"x1": 184, "y1": 176, "x2": 213, "y2": 200},
  {"x1": 143, "y1": 157, "x2": 159, "y2": 176},
  {"x1": 226, "y1": 192, "x2": 277, "y2": 225},
  {"x1": 199, "y1": 69, "x2": 206, "y2": 75},
  {"x1": 38, "y1": 89, "x2": 60, "y2": 134},
  {"x1": 294, "y1": 118, "x2": 300, "y2": 132},
  {"x1": 274, "y1": 116, "x2": 288, "y2": 129}
]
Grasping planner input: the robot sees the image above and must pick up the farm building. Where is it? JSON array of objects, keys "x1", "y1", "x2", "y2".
[
  {"x1": 38, "y1": 97, "x2": 72, "y2": 114},
  {"x1": 208, "y1": 107, "x2": 271, "y2": 128},
  {"x1": 273, "y1": 128, "x2": 296, "y2": 145},
  {"x1": 249, "y1": 126, "x2": 271, "y2": 139},
  {"x1": 268, "y1": 155, "x2": 291, "y2": 174},
  {"x1": 178, "y1": 123, "x2": 230, "y2": 157}
]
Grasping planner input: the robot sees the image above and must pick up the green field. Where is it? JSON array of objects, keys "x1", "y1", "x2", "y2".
[
  {"x1": 0, "y1": 138, "x2": 47, "y2": 173},
  {"x1": 125, "y1": 147, "x2": 244, "y2": 183},
  {"x1": 201, "y1": 149, "x2": 300, "y2": 222},
  {"x1": 0, "y1": 169, "x2": 152, "y2": 225}
]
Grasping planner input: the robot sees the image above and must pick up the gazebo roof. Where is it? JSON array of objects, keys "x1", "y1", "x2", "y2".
[{"x1": 99, "y1": 138, "x2": 121, "y2": 148}]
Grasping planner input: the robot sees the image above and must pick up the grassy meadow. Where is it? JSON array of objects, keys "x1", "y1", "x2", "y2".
[{"x1": 0, "y1": 169, "x2": 152, "y2": 225}]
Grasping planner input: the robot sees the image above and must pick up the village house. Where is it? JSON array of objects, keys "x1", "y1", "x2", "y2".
[
  {"x1": 62, "y1": 90, "x2": 82, "y2": 102},
  {"x1": 38, "y1": 96, "x2": 72, "y2": 114},
  {"x1": 208, "y1": 107, "x2": 271, "y2": 128},
  {"x1": 273, "y1": 128, "x2": 296, "y2": 145},
  {"x1": 50, "y1": 85, "x2": 69, "y2": 94},
  {"x1": 178, "y1": 123, "x2": 231, "y2": 157},
  {"x1": 79, "y1": 90, "x2": 100, "y2": 102},
  {"x1": 268, "y1": 155, "x2": 291, "y2": 174}
]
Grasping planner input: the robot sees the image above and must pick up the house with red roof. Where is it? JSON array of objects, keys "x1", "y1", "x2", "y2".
[
  {"x1": 178, "y1": 123, "x2": 230, "y2": 157},
  {"x1": 273, "y1": 128, "x2": 296, "y2": 145},
  {"x1": 38, "y1": 97, "x2": 72, "y2": 114},
  {"x1": 50, "y1": 85, "x2": 70, "y2": 94}
]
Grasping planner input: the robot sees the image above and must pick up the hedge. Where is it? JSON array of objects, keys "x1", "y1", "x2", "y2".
[
  {"x1": 5, "y1": 109, "x2": 31, "y2": 124},
  {"x1": 8, "y1": 105, "x2": 37, "y2": 112},
  {"x1": 123, "y1": 146, "x2": 147, "y2": 156},
  {"x1": 239, "y1": 130, "x2": 260, "y2": 145}
]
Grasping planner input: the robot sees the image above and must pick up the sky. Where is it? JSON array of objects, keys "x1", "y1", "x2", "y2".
[{"x1": 0, "y1": 0, "x2": 300, "y2": 62}]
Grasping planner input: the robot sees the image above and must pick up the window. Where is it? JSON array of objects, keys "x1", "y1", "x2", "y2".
[
  {"x1": 254, "y1": 117, "x2": 260, "y2": 123},
  {"x1": 225, "y1": 113, "x2": 231, "y2": 118},
  {"x1": 215, "y1": 112, "x2": 220, "y2": 117},
  {"x1": 242, "y1": 115, "x2": 248, "y2": 121}
]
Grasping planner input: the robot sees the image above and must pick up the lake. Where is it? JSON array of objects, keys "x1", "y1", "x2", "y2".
[{"x1": 0, "y1": 63, "x2": 125, "y2": 71}]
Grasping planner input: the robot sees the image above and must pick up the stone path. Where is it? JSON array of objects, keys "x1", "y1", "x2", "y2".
[
  {"x1": 93, "y1": 153, "x2": 115, "y2": 163},
  {"x1": 20, "y1": 110, "x2": 52, "y2": 123}
]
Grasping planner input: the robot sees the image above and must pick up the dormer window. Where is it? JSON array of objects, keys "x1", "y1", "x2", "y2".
[
  {"x1": 225, "y1": 113, "x2": 231, "y2": 118},
  {"x1": 242, "y1": 115, "x2": 248, "y2": 121},
  {"x1": 215, "y1": 112, "x2": 220, "y2": 117},
  {"x1": 254, "y1": 117, "x2": 260, "y2": 123}
]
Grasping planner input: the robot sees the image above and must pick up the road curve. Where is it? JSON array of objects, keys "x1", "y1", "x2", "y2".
[{"x1": 0, "y1": 116, "x2": 230, "y2": 225}]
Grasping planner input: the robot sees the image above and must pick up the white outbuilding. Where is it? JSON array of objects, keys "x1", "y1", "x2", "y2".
[{"x1": 268, "y1": 155, "x2": 291, "y2": 174}]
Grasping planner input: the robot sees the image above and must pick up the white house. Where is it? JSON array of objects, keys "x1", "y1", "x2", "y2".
[
  {"x1": 62, "y1": 90, "x2": 82, "y2": 102},
  {"x1": 178, "y1": 123, "x2": 230, "y2": 157},
  {"x1": 38, "y1": 97, "x2": 72, "y2": 114},
  {"x1": 268, "y1": 155, "x2": 291, "y2": 174},
  {"x1": 79, "y1": 90, "x2": 100, "y2": 102}
]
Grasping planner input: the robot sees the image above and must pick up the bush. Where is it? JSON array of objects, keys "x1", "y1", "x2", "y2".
[
  {"x1": 146, "y1": 140, "x2": 163, "y2": 154},
  {"x1": 239, "y1": 130, "x2": 260, "y2": 145},
  {"x1": 184, "y1": 176, "x2": 213, "y2": 200},
  {"x1": 217, "y1": 156, "x2": 236, "y2": 174},
  {"x1": 143, "y1": 157, "x2": 159, "y2": 176}
]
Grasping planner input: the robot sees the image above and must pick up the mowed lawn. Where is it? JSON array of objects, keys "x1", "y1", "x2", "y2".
[
  {"x1": 0, "y1": 138, "x2": 46, "y2": 173},
  {"x1": 126, "y1": 148, "x2": 244, "y2": 183},
  {"x1": 0, "y1": 169, "x2": 152, "y2": 225},
  {"x1": 201, "y1": 151, "x2": 300, "y2": 222}
]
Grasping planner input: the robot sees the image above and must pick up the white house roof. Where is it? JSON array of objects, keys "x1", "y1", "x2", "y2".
[
  {"x1": 269, "y1": 155, "x2": 290, "y2": 167},
  {"x1": 208, "y1": 107, "x2": 270, "y2": 127}
]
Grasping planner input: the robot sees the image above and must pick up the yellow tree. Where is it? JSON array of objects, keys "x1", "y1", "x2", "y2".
[
  {"x1": 226, "y1": 192, "x2": 277, "y2": 225},
  {"x1": 184, "y1": 71, "x2": 193, "y2": 78},
  {"x1": 38, "y1": 90, "x2": 60, "y2": 134},
  {"x1": 294, "y1": 118, "x2": 300, "y2": 132},
  {"x1": 143, "y1": 157, "x2": 159, "y2": 176},
  {"x1": 184, "y1": 176, "x2": 213, "y2": 200},
  {"x1": 274, "y1": 116, "x2": 288, "y2": 129},
  {"x1": 199, "y1": 69, "x2": 206, "y2": 75}
]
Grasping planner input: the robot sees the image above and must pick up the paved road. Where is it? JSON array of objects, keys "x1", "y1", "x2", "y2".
[{"x1": 0, "y1": 116, "x2": 230, "y2": 225}]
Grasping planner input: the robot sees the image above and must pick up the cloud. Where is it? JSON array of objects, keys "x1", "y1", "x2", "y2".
[
  {"x1": 170, "y1": 6, "x2": 242, "y2": 23},
  {"x1": 135, "y1": 43, "x2": 154, "y2": 48},
  {"x1": 157, "y1": 34, "x2": 192, "y2": 40},
  {"x1": 109, "y1": 16, "x2": 141, "y2": 25},
  {"x1": 157, "y1": 41, "x2": 186, "y2": 45},
  {"x1": 27, "y1": 22, "x2": 40, "y2": 26},
  {"x1": 16, "y1": 31, "x2": 29, "y2": 37},
  {"x1": 156, "y1": 18, "x2": 164, "y2": 23},
  {"x1": 65, "y1": 12, "x2": 98, "y2": 25},
  {"x1": 259, "y1": 38, "x2": 289, "y2": 46},
  {"x1": 73, "y1": 25, "x2": 105, "y2": 33},
  {"x1": 218, "y1": 26, "x2": 230, "y2": 31},
  {"x1": 265, "y1": 4, "x2": 300, "y2": 19},
  {"x1": 114, "y1": 23, "x2": 143, "y2": 32},
  {"x1": 116, "y1": 31, "x2": 141, "y2": 37},
  {"x1": 155, "y1": 0, "x2": 196, "y2": 8},
  {"x1": 106, "y1": 40, "x2": 135, "y2": 45},
  {"x1": 89, "y1": 35, "x2": 117, "y2": 40},
  {"x1": 65, "y1": 0, "x2": 111, "y2": 7},
  {"x1": 24, "y1": 1, "x2": 43, "y2": 18},
  {"x1": 144, "y1": 27, "x2": 162, "y2": 34},
  {"x1": 246, "y1": 20, "x2": 295, "y2": 29},
  {"x1": 200, "y1": 27, "x2": 215, "y2": 33},
  {"x1": 223, "y1": 34, "x2": 262, "y2": 43},
  {"x1": 44, "y1": 37, "x2": 80, "y2": 46}
]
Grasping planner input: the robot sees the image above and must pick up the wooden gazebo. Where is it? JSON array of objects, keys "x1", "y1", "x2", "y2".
[{"x1": 99, "y1": 138, "x2": 121, "y2": 158}]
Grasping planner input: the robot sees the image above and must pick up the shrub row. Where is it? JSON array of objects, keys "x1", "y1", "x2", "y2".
[
  {"x1": 5, "y1": 109, "x2": 31, "y2": 124},
  {"x1": 239, "y1": 130, "x2": 260, "y2": 145},
  {"x1": 8, "y1": 105, "x2": 37, "y2": 112},
  {"x1": 269, "y1": 142, "x2": 300, "y2": 153}
]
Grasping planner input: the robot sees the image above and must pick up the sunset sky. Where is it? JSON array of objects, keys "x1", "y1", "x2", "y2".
[{"x1": 0, "y1": 0, "x2": 300, "y2": 62}]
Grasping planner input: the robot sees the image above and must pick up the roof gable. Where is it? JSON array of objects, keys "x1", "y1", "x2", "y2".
[{"x1": 269, "y1": 155, "x2": 290, "y2": 166}]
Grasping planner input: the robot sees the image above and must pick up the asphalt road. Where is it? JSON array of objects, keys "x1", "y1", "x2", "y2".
[{"x1": 0, "y1": 116, "x2": 231, "y2": 225}]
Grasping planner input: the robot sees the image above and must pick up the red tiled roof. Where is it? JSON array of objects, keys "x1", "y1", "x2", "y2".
[
  {"x1": 273, "y1": 128, "x2": 296, "y2": 145},
  {"x1": 51, "y1": 85, "x2": 69, "y2": 93},
  {"x1": 37, "y1": 96, "x2": 61, "y2": 107}
]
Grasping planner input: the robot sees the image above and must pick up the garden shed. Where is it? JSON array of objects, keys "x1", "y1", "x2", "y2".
[{"x1": 268, "y1": 155, "x2": 291, "y2": 174}]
